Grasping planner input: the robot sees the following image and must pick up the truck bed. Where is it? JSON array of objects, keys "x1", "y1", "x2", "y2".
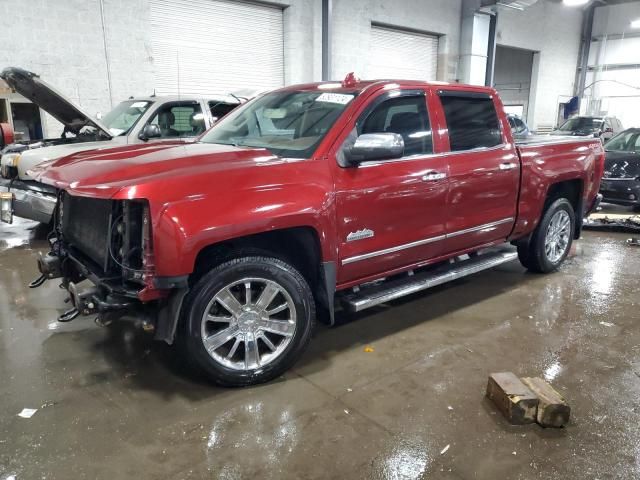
[{"x1": 515, "y1": 134, "x2": 596, "y2": 147}]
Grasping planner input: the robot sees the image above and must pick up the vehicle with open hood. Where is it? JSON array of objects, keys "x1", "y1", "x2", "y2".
[
  {"x1": 0, "y1": 67, "x2": 249, "y2": 223},
  {"x1": 23, "y1": 75, "x2": 604, "y2": 386},
  {"x1": 600, "y1": 128, "x2": 640, "y2": 209}
]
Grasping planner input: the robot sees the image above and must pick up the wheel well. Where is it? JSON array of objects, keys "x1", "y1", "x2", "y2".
[
  {"x1": 545, "y1": 179, "x2": 582, "y2": 211},
  {"x1": 545, "y1": 179, "x2": 584, "y2": 239},
  {"x1": 192, "y1": 227, "x2": 323, "y2": 289}
]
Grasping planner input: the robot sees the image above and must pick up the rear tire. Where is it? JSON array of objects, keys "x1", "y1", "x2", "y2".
[
  {"x1": 180, "y1": 255, "x2": 315, "y2": 387},
  {"x1": 517, "y1": 198, "x2": 575, "y2": 273}
]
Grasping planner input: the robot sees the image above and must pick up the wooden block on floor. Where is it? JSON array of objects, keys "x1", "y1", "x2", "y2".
[
  {"x1": 486, "y1": 372, "x2": 538, "y2": 425},
  {"x1": 521, "y1": 377, "x2": 570, "y2": 428}
]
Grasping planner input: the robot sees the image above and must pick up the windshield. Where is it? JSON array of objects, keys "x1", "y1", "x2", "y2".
[
  {"x1": 558, "y1": 117, "x2": 602, "y2": 132},
  {"x1": 101, "y1": 100, "x2": 153, "y2": 136},
  {"x1": 200, "y1": 90, "x2": 357, "y2": 158},
  {"x1": 604, "y1": 130, "x2": 640, "y2": 152}
]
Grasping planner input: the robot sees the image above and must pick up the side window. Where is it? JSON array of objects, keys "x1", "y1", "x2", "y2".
[
  {"x1": 439, "y1": 94, "x2": 502, "y2": 151},
  {"x1": 359, "y1": 95, "x2": 432, "y2": 156},
  {"x1": 209, "y1": 101, "x2": 238, "y2": 122},
  {"x1": 148, "y1": 102, "x2": 205, "y2": 138}
]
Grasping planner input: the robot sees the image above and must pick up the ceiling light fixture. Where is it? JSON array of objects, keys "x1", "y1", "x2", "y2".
[
  {"x1": 562, "y1": 0, "x2": 590, "y2": 6},
  {"x1": 631, "y1": 18, "x2": 640, "y2": 29}
]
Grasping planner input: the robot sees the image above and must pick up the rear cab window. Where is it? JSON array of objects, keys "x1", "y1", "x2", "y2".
[{"x1": 438, "y1": 92, "x2": 502, "y2": 151}]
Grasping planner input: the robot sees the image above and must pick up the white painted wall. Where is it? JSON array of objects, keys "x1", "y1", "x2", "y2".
[
  {"x1": 0, "y1": 0, "x2": 320, "y2": 137},
  {"x1": 0, "y1": 0, "x2": 154, "y2": 137},
  {"x1": 496, "y1": 1, "x2": 583, "y2": 130},
  {"x1": 330, "y1": 0, "x2": 462, "y2": 82},
  {"x1": 0, "y1": 0, "x2": 588, "y2": 136},
  {"x1": 586, "y1": 2, "x2": 640, "y2": 128},
  {"x1": 593, "y1": 2, "x2": 640, "y2": 37}
]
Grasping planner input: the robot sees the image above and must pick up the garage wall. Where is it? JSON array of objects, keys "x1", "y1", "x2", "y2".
[
  {"x1": 0, "y1": 0, "x2": 587, "y2": 138},
  {"x1": 0, "y1": 0, "x2": 154, "y2": 137},
  {"x1": 330, "y1": 0, "x2": 462, "y2": 82},
  {"x1": 0, "y1": 0, "x2": 320, "y2": 137},
  {"x1": 496, "y1": 1, "x2": 583, "y2": 132},
  {"x1": 585, "y1": 2, "x2": 640, "y2": 128},
  {"x1": 494, "y1": 45, "x2": 534, "y2": 118}
]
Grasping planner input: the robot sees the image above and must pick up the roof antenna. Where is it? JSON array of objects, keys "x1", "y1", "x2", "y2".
[{"x1": 151, "y1": 89, "x2": 156, "y2": 98}]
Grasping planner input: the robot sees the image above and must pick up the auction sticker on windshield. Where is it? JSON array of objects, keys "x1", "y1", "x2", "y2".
[{"x1": 315, "y1": 93, "x2": 354, "y2": 105}]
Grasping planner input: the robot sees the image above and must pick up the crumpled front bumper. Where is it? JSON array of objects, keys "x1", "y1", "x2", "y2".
[{"x1": 0, "y1": 178, "x2": 57, "y2": 224}]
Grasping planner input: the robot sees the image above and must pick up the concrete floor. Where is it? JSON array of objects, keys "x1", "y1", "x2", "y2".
[{"x1": 1, "y1": 207, "x2": 639, "y2": 479}]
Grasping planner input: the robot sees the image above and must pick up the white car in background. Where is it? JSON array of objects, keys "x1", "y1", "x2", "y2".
[{"x1": 0, "y1": 67, "x2": 253, "y2": 224}]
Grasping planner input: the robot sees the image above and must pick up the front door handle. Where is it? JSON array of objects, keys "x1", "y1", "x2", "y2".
[
  {"x1": 422, "y1": 171, "x2": 447, "y2": 182},
  {"x1": 499, "y1": 162, "x2": 518, "y2": 171}
]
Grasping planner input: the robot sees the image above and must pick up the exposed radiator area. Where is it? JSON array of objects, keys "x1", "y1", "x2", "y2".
[{"x1": 61, "y1": 194, "x2": 113, "y2": 271}]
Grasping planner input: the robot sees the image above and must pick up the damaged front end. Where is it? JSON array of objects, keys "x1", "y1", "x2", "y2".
[{"x1": 33, "y1": 192, "x2": 187, "y2": 342}]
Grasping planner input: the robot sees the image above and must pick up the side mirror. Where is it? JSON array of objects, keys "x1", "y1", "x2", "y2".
[
  {"x1": 345, "y1": 133, "x2": 404, "y2": 164},
  {"x1": 139, "y1": 124, "x2": 162, "y2": 141}
]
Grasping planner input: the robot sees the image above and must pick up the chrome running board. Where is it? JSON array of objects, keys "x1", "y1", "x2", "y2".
[{"x1": 340, "y1": 247, "x2": 518, "y2": 313}]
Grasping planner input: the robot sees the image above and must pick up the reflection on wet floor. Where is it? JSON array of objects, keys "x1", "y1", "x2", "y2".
[{"x1": 0, "y1": 207, "x2": 639, "y2": 479}]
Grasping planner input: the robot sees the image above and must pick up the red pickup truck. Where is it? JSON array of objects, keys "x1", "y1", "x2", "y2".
[{"x1": 28, "y1": 75, "x2": 604, "y2": 386}]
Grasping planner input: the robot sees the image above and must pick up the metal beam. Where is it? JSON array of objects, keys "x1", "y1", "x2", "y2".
[
  {"x1": 485, "y1": 11, "x2": 498, "y2": 87},
  {"x1": 322, "y1": 0, "x2": 332, "y2": 81},
  {"x1": 575, "y1": 4, "x2": 595, "y2": 97}
]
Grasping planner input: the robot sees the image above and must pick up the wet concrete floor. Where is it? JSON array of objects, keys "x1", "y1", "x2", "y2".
[{"x1": 1, "y1": 207, "x2": 639, "y2": 479}]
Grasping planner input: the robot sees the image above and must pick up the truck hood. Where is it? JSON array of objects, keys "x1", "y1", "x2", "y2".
[
  {"x1": 32, "y1": 142, "x2": 282, "y2": 198},
  {"x1": 0, "y1": 67, "x2": 113, "y2": 138},
  {"x1": 9, "y1": 137, "x2": 127, "y2": 180},
  {"x1": 603, "y1": 150, "x2": 640, "y2": 179}
]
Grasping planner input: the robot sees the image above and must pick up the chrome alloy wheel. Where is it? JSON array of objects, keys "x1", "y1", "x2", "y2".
[
  {"x1": 544, "y1": 210, "x2": 571, "y2": 263},
  {"x1": 200, "y1": 278, "x2": 297, "y2": 371}
]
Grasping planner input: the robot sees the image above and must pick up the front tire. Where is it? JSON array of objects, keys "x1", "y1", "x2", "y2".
[
  {"x1": 517, "y1": 198, "x2": 575, "y2": 273},
  {"x1": 181, "y1": 256, "x2": 315, "y2": 387}
]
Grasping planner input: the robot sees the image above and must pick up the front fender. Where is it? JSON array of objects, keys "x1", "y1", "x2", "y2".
[{"x1": 151, "y1": 184, "x2": 336, "y2": 277}]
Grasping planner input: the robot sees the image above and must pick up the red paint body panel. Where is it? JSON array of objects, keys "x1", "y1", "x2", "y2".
[
  {"x1": 35, "y1": 80, "x2": 603, "y2": 296},
  {"x1": 0, "y1": 122, "x2": 14, "y2": 147},
  {"x1": 510, "y1": 139, "x2": 604, "y2": 239}
]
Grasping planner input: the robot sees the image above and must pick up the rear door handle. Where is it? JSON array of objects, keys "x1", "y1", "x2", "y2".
[
  {"x1": 499, "y1": 162, "x2": 518, "y2": 171},
  {"x1": 422, "y1": 171, "x2": 447, "y2": 181}
]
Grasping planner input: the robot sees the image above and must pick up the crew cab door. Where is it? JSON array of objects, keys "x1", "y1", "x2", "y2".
[
  {"x1": 435, "y1": 91, "x2": 519, "y2": 253},
  {"x1": 333, "y1": 89, "x2": 449, "y2": 284}
]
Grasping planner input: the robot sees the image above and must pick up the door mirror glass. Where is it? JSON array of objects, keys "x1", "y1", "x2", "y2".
[
  {"x1": 345, "y1": 133, "x2": 404, "y2": 164},
  {"x1": 139, "y1": 123, "x2": 162, "y2": 141}
]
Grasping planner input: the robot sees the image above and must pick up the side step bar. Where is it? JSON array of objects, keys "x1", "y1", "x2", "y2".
[{"x1": 340, "y1": 247, "x2": 519, "y2": 313}]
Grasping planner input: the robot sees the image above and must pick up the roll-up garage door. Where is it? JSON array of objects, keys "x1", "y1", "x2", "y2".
[
  {"x1": 150, "y1": 0, "x2": 284, "y2": 95},
  {"x1": 367, "y1": 25, "x2": 439, "y2": 81}
]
